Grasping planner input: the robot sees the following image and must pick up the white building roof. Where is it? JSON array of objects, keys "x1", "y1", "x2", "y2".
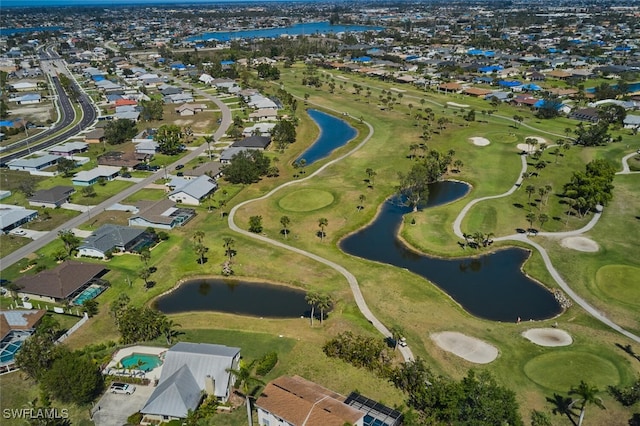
[{"x1": 73, "y1": 166, "x2": 120, "y2": 182}]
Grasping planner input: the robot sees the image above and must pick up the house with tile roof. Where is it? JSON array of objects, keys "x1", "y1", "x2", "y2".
[
  {"x1": 12, "y1": 261, "x2": 107, "y2": 303},
  {"x1": 256, "y1": 376, "x2": 365, "y2": 426},
  {"x1": 140, "y1": 342, "x2": 240, "y2": 424},
  {"x1": 0, "y1": 309, "x2": 46, "y2": 373}
]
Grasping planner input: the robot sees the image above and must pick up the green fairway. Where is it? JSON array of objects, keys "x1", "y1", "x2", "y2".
[
  {"x1": 595, "y1": 264, "x2": 640, "y2": 307},
  {"x1": 524, "y1": 351, "x2": 621, "y2": 391},
  {"x1": 278, "y1": 188, "x2": 336, "y2": 212}
]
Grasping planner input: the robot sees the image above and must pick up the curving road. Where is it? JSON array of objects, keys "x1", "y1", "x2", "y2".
[
  {"x1": 0, "y1": 49, "x2": 97, "y2": 165},
  {"x1": 228, "y1": 109, "x2": 415, "y2": 362},
  {"x1": 0, "y1": 75, "x2": 232, "y2": 271},
  {"x1": 452, "y1": 150, "x2": 640, "y2": 343}
]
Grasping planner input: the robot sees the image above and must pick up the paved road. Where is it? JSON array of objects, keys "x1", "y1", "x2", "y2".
[
  {"x1": 451, "y1": 151, "x2": 640, "y2": 343},
  {"x1": 228, "y1": 110, "x2": 414, "y2": 362},
  {"x1": 0, "y1": 49, "x2": 97, "y2": 165},
  {"x1": 0, "y1": 77, "x2": 232, "y2": 271}
]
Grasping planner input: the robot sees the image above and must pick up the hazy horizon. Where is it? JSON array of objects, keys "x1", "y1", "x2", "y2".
[{"x1": 2, "y1": 0, "x2": 321, "y2": 7}]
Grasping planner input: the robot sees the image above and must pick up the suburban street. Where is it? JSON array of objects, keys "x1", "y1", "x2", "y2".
[{"x1": 0, "y1": 71, "x2": 232, "y2": 270}]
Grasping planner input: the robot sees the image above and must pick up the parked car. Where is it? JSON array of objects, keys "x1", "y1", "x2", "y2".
[
  {"x1": 11, "y1": 229, "x2": 27, "y2": 236},
  {"x1": 175, "y1": 164, "x2": 184, "y2": 170},
  {"x1": 110, "y1": 382, "x2": 136, "y2": 395}
]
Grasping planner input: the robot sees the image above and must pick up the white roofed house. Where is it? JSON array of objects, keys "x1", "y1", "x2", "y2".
[
  {"x1": 129, "y1": 199, "x2": 196, "y2": 230},
  {"x1": 242, "y1": 122, "x2": 276, "y2": 137},
  {"x1": 248, "y1": 108, "x2": 278, "y2": 122},
  {"x1": 140, "y1": 342, "x2": 241, "y2": 424},
  {"x1": 168, "y1": 175, "x2": 217, "y2": 206},
  {"x1": 7, "y1": 154, "x2": 59, "y2": 173},
  {"x1": 72, "y1": 165, "x2": 120, "y2": 186}
]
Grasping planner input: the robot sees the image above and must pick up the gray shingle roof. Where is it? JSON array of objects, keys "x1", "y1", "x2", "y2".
[
  {"x1": 169, "y1": 175, "x2": 217, "y2": 200},
  {"x1": 140, "y1": 365, "x2": 201, "y2": 419},
  {"x1": 79, "y1": 224, "x2": 145, "y2": 254}
]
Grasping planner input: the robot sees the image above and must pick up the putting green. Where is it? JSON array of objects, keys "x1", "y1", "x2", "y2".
[
  {"x1": 524, "y1": 351, "x2": 620, "y2": 391},
  {"x1": 595, "y1": 264, "x2": 640, "y2": 307},
  {"x1": 278, "y1": 189, "x2": 335, "y2": 212}
]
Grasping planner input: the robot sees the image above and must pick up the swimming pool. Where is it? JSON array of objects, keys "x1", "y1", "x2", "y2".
[
  {"x1": 120, "y1": 353, "x2": 163, "y2": 372},
  {"x1": 73, "y1": 285, "x2": 104, "y2": 306}
]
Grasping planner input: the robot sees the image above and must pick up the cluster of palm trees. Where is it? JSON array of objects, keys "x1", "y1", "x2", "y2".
[
  {"x1": 460, "y1": 231, "x2": 494, "y2": 249},
  {"x1": 305, "y1": 291, "x2": 333, "y2": 326}
]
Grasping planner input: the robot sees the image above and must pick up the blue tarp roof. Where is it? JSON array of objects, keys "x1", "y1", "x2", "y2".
[
  {"x1": 534, "y1": 99, "x2": 564, "y2": 110},
  {"x1": 353, "y1": 56, "x2": 372, "y2": 62},
  {"x1": 0, "y1": 120, "x2": 15, "y2": 127},
  {"x1": 92, "y1": 75, "x2": 105, "y2": 81},
  {"x1": 478, "y1": 65, "x2": 503, "y2": 73},
  {"x1": 548, "y1": 48, "x2": 559, "y2": 53},
  {"x1": 220, "y1": 60, "x2": 235, "y2": 65},
  {"x1": 499, "y1": 80, "x2": 522, "y2": 87},
  {"x1": 522, "y1": 83, "x2": 542, "y2": 91}
]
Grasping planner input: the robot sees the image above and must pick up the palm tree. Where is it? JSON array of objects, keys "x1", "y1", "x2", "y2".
[
  {"x1": 316, "y1": 293, "x2": 333, "y2": 325},
  {"x1": 526, "y1": 212, "x2": 537, "y2": 231},
  {"x1": 568, "y1": 381, "x2": 605, "y2": 426},
  {"x1": 280, "y1": 216, "x2": 290, "y2": 239},
  {"x1": 318, "y1": 218, "x2": 328, "y2": 241},
  {"x1": 194, "y1": 243, "x2": 208, "y2": 265},
  {"x1": 305, "y1": 291, "x2": 320, "y2": 327},
  {"x1": 193, "y1": 231, "x2": 204, "y2": 245},
  {"x1": 365, "y1": 168, "x2": 376, "y2": 187},
  {"x1": 547, "y1": 393, "x2": 578, "y2": 426},
  {"x1": 159, "y1": 318, "x2": 181, "y2": 345},
  {"x1": 538, "y1": 213, "x2": 549, "y2": 229},
  {"x1": 223, "y1": 237, "x2": 235, "y2": 261},
  {"x1": 525, "y1": 185, "x2": 536, "y2": 201},
  {"x1": 358, "y1": 194, "x2": 366, "y2": 211},
  {"x1": 226, "y1": 360, "x2": 265, "y2": 426},
  {"x1": 453, "y1": 159, "x2": 464, "y2": 172}
]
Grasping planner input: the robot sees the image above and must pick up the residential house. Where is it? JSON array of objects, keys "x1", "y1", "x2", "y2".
[
  {"x1": 7, "y1": 154, "x2": 59, "y2": 173},
  {"x1": 140, "y1": 342, "x2": 241, "y2": 424},
  {"x1": 84, "y1": 128, "x2": 106, "y2": 144},
  {"x1": 183, "y1": 162, "x2": 223, "y2": 180},
  {"x1": 0, "y1": 205, "x2": 38, "y2": 233},
  {"x1": 12, "y1": 93, "x2": 41, "y2": 105},
  {"x1": 78, "y1": 224, "x2": 152, "y2": 258},
  {"x1": 175, "y1": 103, "x2": 206, "y2": 116},
  {"x1": 163, "y1": 93, "x2": 194, "y2": 104},
  {"x1": 623, "y1": 115, "x2": 640, "y2": 131},
  {"x1": 570, "y1": 107, "x2": 600, "y2": 123},
  {"x1": 219, "y1": 147, "x2": 258, "y2": 164},
  {"x1": 168, "y1": 175, "x2": 217, "y2": 206},
  {"x1": 12, "y1": 261, "x2": 107, "y2": 303},
  {"x1": 242, "y1": 123, "x2": 276, "y2": 137},
  {"x1": 463, "y1": 87, "x2": 493, "y2": 98},
  {"x1": 232, "y1": 135, "x2": 271, "y2": 150},
  {"x1": 248, "y1": 108, "x2": 278, "y2": 122},
  {"x1": 129, "y1": 199, "x2": 196, "y2": 230},
  {"x1": 256, "y1": 375, "x2": 404, "y2": 426},
  {"x1": 72, "y1": 166, "x2": 120, "y2": 186},
  {"x1": 28, "y1": 186, "x2": 75, "y2": 208},
  {"x1": 10, "y1": 82, "x2": 37, "y2": 91},
  {"x1": 438, "y1": 82, "x2": 462, "y2": 93},
  {"x1": 47, "y1": 142, "x2": 88, "y2": 157},
  {"x1": 0, "y1": 310, "x2": 47, "y2": 373}
]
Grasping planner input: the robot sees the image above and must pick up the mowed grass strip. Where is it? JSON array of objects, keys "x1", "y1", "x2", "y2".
[
  {"x1": 278, "y1": 188, "x2": 335, "y2": 212},
  {"x1": 595, "y1": 265, "x2": 640, "y2": 308}
]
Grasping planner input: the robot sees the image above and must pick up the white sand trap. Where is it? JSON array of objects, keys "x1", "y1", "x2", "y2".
[
  {"x1": 431, "y1": 332, "x2": 498, "y2": 364},
  {"x1": 516, "y1": 143, "x2": 536, "y2": 153},
  {"x1": 561, "y1": 236, "x2": 599, "y2": 252},
  {"x1": 522, "y1": 328, "x2": 573, "y2": 347},
  {"x1": 447, "y1": 101, "x2": 470, "y2": 108},
  {"x1": 470, "y1": 137, "x2": 490, "y2": 146}
]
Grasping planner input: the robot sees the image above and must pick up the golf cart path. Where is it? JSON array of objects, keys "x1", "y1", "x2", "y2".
[
  {"x1": 617, "y1": 151, "x2": 640, "y2": 175},
  {"x1": 452, "y1": 152, "x2": 640, "y2": 343},
  {"x1": 228, "y1": 111, "x2": 414, "y2": 362}
]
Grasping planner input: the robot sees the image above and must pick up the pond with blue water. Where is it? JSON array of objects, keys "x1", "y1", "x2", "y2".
[
  {"x1": 340, "y1": 181, "x2": 562, "y2": 322},
  {"x1": 295, "y1": 109, "x2": 357, "y2": 165},
  {"x1": 154, "y1": 279, "x2": 308, "y2": 318}
]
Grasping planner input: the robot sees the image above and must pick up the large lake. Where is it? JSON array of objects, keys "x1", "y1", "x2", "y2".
[
  {"x1": 188, "y1": 21, "x2": 383, "y2": 42},
  {"x1": 296, "y1": 109, "x2": 357, "y2": 165},
  {"x1": 340, "y1": 182, "x2": 562, "y2": 322},
  {"x1": 154, "y1": 278, "x2": 308, "y2": 318}
]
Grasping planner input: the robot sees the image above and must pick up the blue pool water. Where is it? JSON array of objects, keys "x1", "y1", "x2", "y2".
[
  {"x1": 0, "y1": 340, "x2": 23, "y2": 365},
  {"x1": 585, "y1": 82, "x2": 640, "y2": 94},
  {"x1": 121, "y1": 353, "x2": 162, "y2": 372},
  {"x1": 295, "y1": 109, "x2": 357, "y2": 166},
  {"x1": 73, "y1": 286, "x2": 104, "y2": 306}
]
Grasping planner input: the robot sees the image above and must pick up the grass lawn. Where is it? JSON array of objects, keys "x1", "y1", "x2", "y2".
[{"x1": 2, "y1": 62, "x2": 639, "y2": 425}]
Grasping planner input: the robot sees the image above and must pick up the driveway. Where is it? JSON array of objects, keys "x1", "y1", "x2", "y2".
[{"x1": 91, "y1": 383, "x2": 154, "y2": 426}]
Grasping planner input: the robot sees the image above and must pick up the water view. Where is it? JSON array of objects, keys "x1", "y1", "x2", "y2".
[
  {"x1": 296, "y1": 109, "x2": 357, "y2": 165},
  {"x1": 340, "y1": 182, "x2": 562, "y2": 322},
  {"x1": 189, "y1": 21, "x2": 383, "y2": 42},
  {"x1": 154, "y1": 278, "x2": 308, "y2": 318}
]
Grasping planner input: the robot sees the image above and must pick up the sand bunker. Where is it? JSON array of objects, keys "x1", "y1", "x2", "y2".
[
  {"x1": 561, "y1": 236, "x2": 599, "y2": 252},
  {"x1": 516, "y1": 143, "x2": 536, "y2": 153},
  {"x1": 522, "y1": 328, "x2": 573, "y2": 347},
  {"x1": 447, "y1": 101, "x2": 470, "y2": 108},
  {"x1": 526, "y1": 136, "x2": 547, "y2": 144},
  {"x1": 470, "y1": 137, "x2": 490, "y2": 146},
  {"x1": 431, "y1": 332, "x2": 498, "y2": 364}
]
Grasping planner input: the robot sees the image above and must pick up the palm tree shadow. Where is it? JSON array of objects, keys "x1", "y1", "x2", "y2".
[{"x1": 546, "y1": 393, "x2": 578, "y2": 426}]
